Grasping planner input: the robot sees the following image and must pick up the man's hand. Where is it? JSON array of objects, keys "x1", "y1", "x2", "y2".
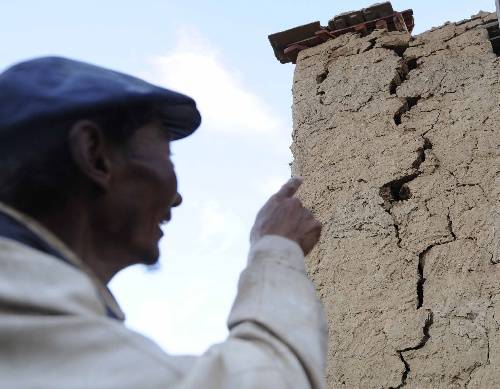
[{"x1": 250, "y1": 177, "x2": 322, "y2": 255}]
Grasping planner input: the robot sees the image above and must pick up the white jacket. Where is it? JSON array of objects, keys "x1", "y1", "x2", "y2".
[{"x1": 0, "y1": 203, "x2": 327, "y2": 388}]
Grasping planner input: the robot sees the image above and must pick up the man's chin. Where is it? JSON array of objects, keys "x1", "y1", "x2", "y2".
[
  {"x1": 141, "y1": 257, "x2": 159, "y2": 267},
  {"x1": 133, "y1": 245, "x2": 160, "y2": 266}
]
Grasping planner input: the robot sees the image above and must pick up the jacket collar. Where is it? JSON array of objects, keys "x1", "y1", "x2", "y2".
[{"x1": 0, "y1": 202, "x2": 125, "y2": 321}]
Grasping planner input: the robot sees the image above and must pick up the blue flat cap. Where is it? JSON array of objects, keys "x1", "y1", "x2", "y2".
[{"x1": 0, "y1": 56, "x2": 201, "y2": 140}]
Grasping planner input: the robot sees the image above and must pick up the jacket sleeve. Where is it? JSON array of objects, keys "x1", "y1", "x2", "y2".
[{"x1": 173, "y1": 235, "x2": 328, "y2": 389}]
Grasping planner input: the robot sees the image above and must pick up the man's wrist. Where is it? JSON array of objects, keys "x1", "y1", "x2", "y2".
[{"x1": 248, "y1": 235, "x2": 306, "y2": 272}]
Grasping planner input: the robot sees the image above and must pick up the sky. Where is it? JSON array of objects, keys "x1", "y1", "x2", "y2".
[{"x1": 0, "y1": 0, "x2": 496, "y2": 355}]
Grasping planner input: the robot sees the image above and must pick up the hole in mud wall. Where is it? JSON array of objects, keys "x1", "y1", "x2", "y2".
[
  {"x1": 393, "y1": 45, "x2": 408, "y2": 57},
  {"x1": 407, "y1": 96, "x2": 421, "y2": 110},
  {"x1": 398, "y1": 184, "x2": 412, "y2": 200},
  {"x1": 317, "y1": 90, "x2": 326, "y2": 104},
  {"x1": 389, "y1": 78, "x2": 399, "y2": 95},
  {"x1": 387, "y1": 180, "x2": 413, "y2": 201},
  {"x1": 394, "y1": 113, "x2": 402, "y2": 125},
  {"x1": 407, "y1": 57, "x2": 418, "y2": 71},
  {"x1": 379, "y1": 174, "x2": 417, "y2": 206},
  {"x1": 316, "y1": 70, "x2": 328, "y2": 84}
]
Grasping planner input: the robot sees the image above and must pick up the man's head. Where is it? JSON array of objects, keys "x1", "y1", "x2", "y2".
[
  {"x1": 67, "y1": 108, "x2": 182, "y2": 266},
  {"x1": 0, "y1": 57, "x2": 201, "y2": 280}
]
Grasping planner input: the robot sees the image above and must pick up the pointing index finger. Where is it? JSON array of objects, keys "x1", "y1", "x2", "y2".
[{"x1": 275, "y1": 177, "x2": 303, "y2": 199}]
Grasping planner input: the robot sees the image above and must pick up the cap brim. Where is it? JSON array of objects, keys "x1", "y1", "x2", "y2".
[{"x1": 159, "y1": 102, "x2": 201, "y2": 141}]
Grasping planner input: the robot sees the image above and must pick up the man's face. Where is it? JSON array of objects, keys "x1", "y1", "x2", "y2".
[{"x1": 104, "y1": 120, "x2": 180, "y2": 266}]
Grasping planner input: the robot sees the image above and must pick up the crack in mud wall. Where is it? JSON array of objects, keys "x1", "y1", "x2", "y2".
[
  {"x1": 291, "y1": 11, "x2": 499, "y2": 388},
  {"x1": 391, "y1": 311, "x2": 434, "y2": 389}
]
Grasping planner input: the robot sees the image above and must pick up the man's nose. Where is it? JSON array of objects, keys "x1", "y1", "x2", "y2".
[{"x1": 172, "y1": 193, "x2": 182, "y2": 207}]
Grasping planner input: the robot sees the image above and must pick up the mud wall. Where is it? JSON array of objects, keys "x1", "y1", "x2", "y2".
[{"x1": 291, "y1": 12, "x2": 499, "y2": 388}]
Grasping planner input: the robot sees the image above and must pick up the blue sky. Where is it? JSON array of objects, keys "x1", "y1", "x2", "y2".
[{"x1": 0, "y1": 0, "x2": 496, "y2": 354}]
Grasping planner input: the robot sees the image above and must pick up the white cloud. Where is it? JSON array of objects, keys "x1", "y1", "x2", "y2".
[
  {"x1": 142, "y1": 27, "x2": 282, "y2": 135},
  {"x1": 198, "y1": 200, "x2": 247, "y2": 254}
]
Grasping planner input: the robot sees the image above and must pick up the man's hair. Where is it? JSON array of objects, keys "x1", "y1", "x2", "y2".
[{"x1": 0, "y1": 103, "x2": 162, "y2": 216}]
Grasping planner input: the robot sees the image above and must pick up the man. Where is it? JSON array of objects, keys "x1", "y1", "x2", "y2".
[{"x1": 0, "y1": 56, "x2": 327, "y2": 388}]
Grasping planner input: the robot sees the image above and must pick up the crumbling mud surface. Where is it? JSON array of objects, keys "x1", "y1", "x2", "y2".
[{"x1": 291, "y1": 11, "x2": 499, "y2": 388}]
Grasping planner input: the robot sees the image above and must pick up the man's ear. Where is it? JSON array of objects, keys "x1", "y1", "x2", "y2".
[{"x1": 67, "y1": 120, "x2": 113, "y2": 191}]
